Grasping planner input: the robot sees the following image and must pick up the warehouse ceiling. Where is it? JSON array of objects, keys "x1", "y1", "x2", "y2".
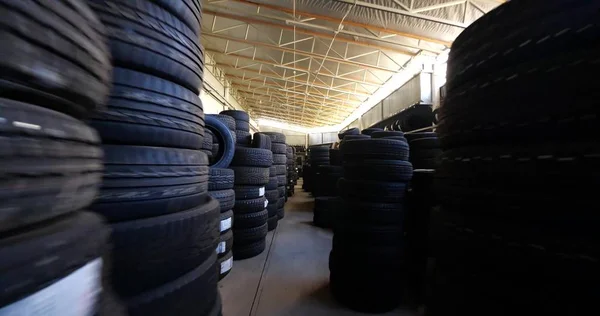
[{"x1": 201, "y1": 0, "x2": 504, "y2": 127}]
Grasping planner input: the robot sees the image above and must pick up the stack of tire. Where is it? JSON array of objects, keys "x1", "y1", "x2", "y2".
[
  {"x1": 305, "y1": 145, "x2": 331, "y2": 194},
  {"x1": 0, "y1": 2, "x2": 115, "y2": 314},
  {"x1": 87, "y1": 1, "x2": 222, "y2": 315},
  {"x1": 428, "y1": 2, "x2": 599, "y2": 315},
  {"x1": 221, "y1": 110, "x2": 251, "y2": 147},
  {"x1": 252, "y1": 133, "x2": 279, "y2": 231},
  {"x1": 286, "y1": 145, "x2": 296, "y2": 197},
  {"x1": 230, "y1": 147, "x2": 272, "y2": 260},
  {"x1": 330, "y1": 138, "x2": 413, "y2": 313},
  {"x1": 361, "y1": 127, "x2": 383, "y2": 136},
  {"x1": 405, "y1": 132, "x2": 441, "y2": 170},
  {"x1": 262, "y1": 133, "x2": 288, "y2": 220}
]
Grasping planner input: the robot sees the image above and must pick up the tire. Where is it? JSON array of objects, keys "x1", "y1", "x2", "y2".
[
  {"x1": 405, "y1": 132, "x2": 437, "y2": 142},
  {"x1": 276, "y1": 175, "x2": 287, "y2": 186},
  {"x1": 266, "y1": 176, "x2": 278, "y2": 190},
  {"x1": 208, "y1": 189, "x2": 235, "y2": 212},
  {"x1": 233, "y1": 238, "x2": 266, "y2": 260},
  {"x1": 90, "y1": 68, "x2": 205, "y2": 149},
  {"x1": 343, "y1": 160, "x2": 413, "y2": 182},
  {"x1": 267, "y1": 216, "x2": 278, "y2": 231},
  {"x1": 265, "y1": 189, "x2": 279, "y2": 202},
  {"x1": 234, "y1": 196, "x2": 267, "y2": 214},
  {"x1": 338, "y1": 200, "x2": 406, "y2": 225},
  {"x1": 338, "y1": 178, "x2": 407, "y2": 203},
  {"x1": 277, "y1": 187, "x2": 285, "y2": 198},
  {"x1": 126, "y1": 253, "x2": 218, "y2": 316},
  {"x1": 342, "y1": 134, "x2": 370, "y2": 141},
  {"x1": 233, "y1": 223, "x2": 268, "y2": 244},
  {"x1": 275, "y1": 165, "x2": 287, "y2": 175},
  {"x1": 0, "y1": 212, "x2": 109, "y2": 309},
  {"x1": 220, "y1": 210, "x2": 233, "y2": 233},
  {"x1": 110, "y1": 197, "x2": 219, "y2": 297},
  {"x1": 0, "y1": 0, "x2": 111, "y2": 117},
  {"x1": 409, "y1": 137, "x2": 440, "y2": 149},
  {"x1": 208, "y1": 168, "x2": 234, "y2": 190},
  {"x1": 91, "y1": 145, "x2": 209, "y2": 222},
  {"x1": 217, "y1": 229, "x2": 233, "y2": 257},
  {"x1": 206, "y1": 115, "x2": 235, "y2": 168},
  {"x1": 90, "y1": 2, "x2": 204, "y2": 94},
  {"x1": 202, "y1": 131, "x2": 213, "y2": 150},
  {"x1": 201, "y1": 149, "x2": 213, "y2": 160},
  {"x1": 338, "y1": 127, "x2": 360, "y2": 140},
  {"x1": 231, "y1": 147, "x2": 273, "y2": 168},
  {"x1": 267, "y1": 203, "x2": 278, "y2": 217},
  {"x1": 0, "y1": 100, "x2": 103, "y2": 232},
  {"x1": 271, "y1": 143, "x2": 287, "y2": 154},
  {"x1": 273, "y1": 154, "x2": 287, "y2": 164},
  {"x1": 148, "y1": 0, "x2": 202, "y2": 36},
  {"x1": 340, "y1": 139, "x2": 409, "y2": 161},
  {"x1": 217, "y1": 250, "x2": 233, "y2": 280},
  {"x1": 230, "y1": 166, "x2": 270, "y2": 185},
  {"x1": 208, "y1": 114, "x2": 235, "y2": 131},
  {"x1": 235, "y1": 120, "x2": 250, "y2": 132},
  {"x1": 361, "y1": 128, "x2": 383, "y2": 135},
  {"x1": 262, "y1": 132, "x2": 286, "y2": 144},
  {"x1": 234, "y1": 209, "x2": 268, "y2": 229},
  {"x1": 252, "y1": 133, "x2": 272, "y2": 150},
  {"x1": 277, "y1": 208, "x2": 285, "y2": 219},
  {"x1": 234, "y1": 185, "x2": 265, "y2": 199},
  {"x1": 371, "y1": 131, "x2": 405, "y2": 138},
  {"x1": 411, "y1": 148, "x2": 443, "y2": 160},
  {"x1": 220, "y1": 110, "x2": 249, "y2": 122},
  {"x1": 235, "y1": 130, "x2": 252, "y2": 145}
]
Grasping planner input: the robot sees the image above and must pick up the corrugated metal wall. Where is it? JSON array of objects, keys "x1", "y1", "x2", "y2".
[
  {"x1": 259, "y1": 126, "x2": 307, "y2": 146},
  {"x1": 308, "y1": 132, "x2": 337, "y2": 145}
]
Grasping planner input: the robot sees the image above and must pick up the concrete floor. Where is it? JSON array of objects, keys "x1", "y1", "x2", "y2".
[{"x1": 219, "y1": 180, "x2": 417, "y2": 316}]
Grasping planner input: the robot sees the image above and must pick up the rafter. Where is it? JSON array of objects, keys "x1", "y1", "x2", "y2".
[
  {"x1": 235, "y1": 88, "x2": 357, "y2": 110},
  {"x1": 249, "y1": 108, "x2": 340, "y2": 126},
  {"x1": 240, "y1": 96, "x2": 349, "y2": 118},
  {"x1": 227, "y1": 0, "x2": 452, "y2": 46},
  {"x1": 202, "y1": 33, "x2": 400, "y2": 73}
]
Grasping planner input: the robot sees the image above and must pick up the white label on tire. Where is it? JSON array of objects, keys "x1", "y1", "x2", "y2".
[
  {"x1": 220, "y1": 258, "x2": 233, "y2": 274},
  {"x1": 220, "y1": 218, "x2": 232, "y2": 232},
  {"x1": 216, "y1": 241, "x2": 226, "y2": 254},
  {"x1": 258, "y1": 187, "x2": 265, "y2": 197},
  {"x1": 264, "y1": 200, "x2": 269, "y2": 208},
  {"x1": 0, "y1": 258, "x2": 103, "y2": 316}
]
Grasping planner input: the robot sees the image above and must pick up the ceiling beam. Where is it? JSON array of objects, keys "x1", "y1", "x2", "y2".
[
  {"x1": 233, "y1": 84, "x2": 359, "y2": 108},
  {"x1": 247, "y1": 102, "x2": 344, "y2": 122},
  {"x1": 206, "y1": 49, "x2": 384, "y2": 87},
  {"x1": 202, "y1": 33, "x2": 399, "y2": 73},
  {"x1": 250, "y1": 108, "x2": 340, "y2": 126},
  {"x1": 235, "y1": 88, "x2": 357, "y2": 111},
  {"x1": 228, "y1": 0, "x2": 452, "y2": 46},
  {"x1": 240, "y1": 96, "x2": 349, "y2": 118},
  {"x1": 219, "y1": 66, "x2": 372, "y2": 97},
  {"x1": 204, "y1": 10, "x2": 418, "y2": 56}
]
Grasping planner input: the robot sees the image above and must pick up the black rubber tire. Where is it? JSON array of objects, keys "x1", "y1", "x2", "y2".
[
  {"x1": 252, "y1": 133, "x2": 272, "y2": 150},
  {"x1": 234, "y1": 196, "x2": 268, "y2": 214},
  {"x1": 343, "y1": 160, "x2": 413, "y2": 182},
  {"x1": 277, "y1": 207, "x2": 285, "y2": 219},
  {"x1": 90, "y1": 1, "x2": 204, "y2": 94},
  {"x1": 262, "y1": 132, "x2": 286, "y2": 144},
  {"x1": 110, "y1": 197, "x2": 219, "y2": 298},
  {"x1": 217, "y1": 229, "x2": 233, "y2": 257},
  {"x1": 310, "y1": 145, "x2": 330, "y2": 153},
  {"x1": 235, "y1": 130, "x2": 252, "y2": 145},
  {"x1": 273, "y1": 154, "x2": 287, "y2": 164},
  {"x1": 338, "y1": 178, "x2": 407, "y2": 203},
  {"x1": 208, "y1": 114, "x2": 235, "y2": 131},
  {"x1": 220, "y1": 110, "x2": 249, "y2": 122},
  {"x1": 219, "y1": 210, "x2": 233, "y2": 233},
  {"x1": 276, "y1": 175, "x2": 287, "y2": 187},
  {"x1": 371, "y1": 131, "x2": 405, "y2": 138},
  {"x1": 125, "y1": 253, "x2": 218, "y2": 316},
  {"x1": 277, "y1": 187, "x2": 286, "y2": 198},
  {"x1": 91, "y1": 145, "x2": 209, "y2": 222},
  {"x1": 235, "y1": 120, "x2": 250, "y2": 132},
  {"x1": 343, "y1": 134, "x2": 370, "y2": 141},
  {"x1": 405, "y1": 132, "x2": 437, "y2": 142},
  {"x1": 338, "y1": 127, "x2": 360, "y2": 140},
  {"x1": 234, "y1": 185, "x2": 266, "y2": 199},
  {"x1": 0, "y1": 100, "x2": 103, "y2": 232},
  {"x1": 340, "y1": 139, "x2": 410, "y2": 161},
  {"x1": 233, "y1": 238, "x2": 266, "y2": 260},
  {"x1": 0, "y1": 0, "x2": 111, "y2": 117},
  {"x1": 233, "y1": 223, "x2": 268, "y2": 244},
  {"x1": 231, "y1": 147, "x2": 273, "y2": 168},
  {"x1": 361, "y1": 128, "x2": 383, "y2": 135},
  {"x1": 411, "y1": 148, "x2": 443, "y2": 160},
  {"x1": 230, "y1": 166, "x2": 270, "y2": 185},
  {"x1": 265, "y1": 189, "x2": 279, "y2": 202},
  {"x1": 147, "y1": 0, "x2": 202, "y2": 36},
  {"x1": 234, "y1": 209, "x2": 268, "y2": 229},
  {"x1": 0, "y1": 212, "x2": 109, "y2": 309},
  {"x1": 206, "y1": 115, "x2": 235, "y2": 169},
  {"x1": 267, "y1": 216, "x2": 278, "y2": 231},
  {"x1": 275, "y1": 165, "x2": 287, "y2": 175},
  {"x1": 338, "y1": 200, "x2": 406, "y2": 225},
  {"x1": 410, "y1": 137, "x2": 440, "y2": 149},
  {"x1": 208, "y1": 189, "x2": 235, "y2": 212},
  {"x1": 271, "y1": 143, "x2": 287, "y2": 154},
  {"x1": 266, "y1": 203, "x2": 278, "y2": 217},
  {"x1": 208, "y1": 168, "x2": 234, "y2": 190},
  {"x1": 217, "y1": 250, "x2": 233, "y2": 280},
  {"x1": 202, "y1": 131, "x2": 213, "y2": 150},
  {"x1": 266, "y1": 176, "x2": 278, "y2": 190}
]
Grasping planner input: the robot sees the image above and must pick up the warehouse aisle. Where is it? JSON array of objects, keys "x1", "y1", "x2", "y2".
[{"x1": 219, "y1": 180, "x2": 414, "y2": 316}]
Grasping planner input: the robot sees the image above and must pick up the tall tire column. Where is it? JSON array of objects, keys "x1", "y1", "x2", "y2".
[
  {"x1": 230, "y1": 147, "x2": 273, "y2": 260},
  {"x1": 87, "y1": 1, "x2": 222, "y2": 315},
  {"x1": 331, "y1": 138, "x2": 413, "y2": 313},
  {"x1": 221, "y1": 110, "x2": 251, "y2": 148},
  {"x1": 253, "y1": 133, "x2": 278, "y2": 231},
  {"x1": 429, "y1": 1, "x2": 600, "y2": 314},
  {"x1": 308, "y1": 145, "x2": 331, "y2": 196},
  {"x1": 262, "y1": 132, "x2": 288, "y2": 220},
  {"x1": 0, "y1": 2, "x2": 112, "y2": 313},
  {"x1": 285, "y1": 145, "x2": 296, "y2": 197}
]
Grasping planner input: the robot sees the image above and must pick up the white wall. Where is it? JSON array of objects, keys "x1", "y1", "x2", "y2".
[{"x1": 259, "y1": 125, "x2": 307, "y2": 146}]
